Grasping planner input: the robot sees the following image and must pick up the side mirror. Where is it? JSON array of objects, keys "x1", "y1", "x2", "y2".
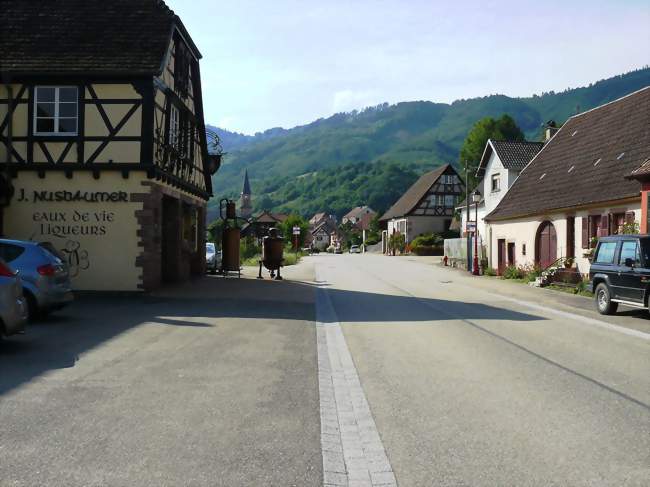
[{"x1": 624, "y1": 257, "x2": 635, "y2": 268}]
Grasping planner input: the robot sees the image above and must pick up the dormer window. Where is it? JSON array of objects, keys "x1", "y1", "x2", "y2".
[
  {"x1": 34, "y1": 86, "x2": 78, "y2": 135},
  {"x1": 491, "y1": 174, "x2": 501, "y2": 192}
]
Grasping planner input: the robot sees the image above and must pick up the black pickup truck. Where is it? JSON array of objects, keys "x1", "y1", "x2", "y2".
[{"x1": 589, "y1": 235, "x2": 650, "y2": 315}]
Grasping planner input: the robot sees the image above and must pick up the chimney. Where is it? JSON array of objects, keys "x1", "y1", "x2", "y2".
[{"x1": 544, "y1": 120, "x2": 559, "y2": 141}]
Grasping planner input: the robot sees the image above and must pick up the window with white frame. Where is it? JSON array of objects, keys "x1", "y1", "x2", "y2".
[
  {"x1": 34, "y1": 86, "x2": 78, "y2": 135},
  {"x1": 169, "y1": 105, "x2": 180, "y2": 148},
  {"x1": 491, "y1": 174, "x2": 501, "y2": 192},
  {"x1": 435, "y1": 194, "x2": 445, "y2": 206},
  {"x1": 444, "y1": 195, "x2": 455, "y2": 207},
  {"x1": 441, "y1": 174, "x2": 454, "y2": 185}
]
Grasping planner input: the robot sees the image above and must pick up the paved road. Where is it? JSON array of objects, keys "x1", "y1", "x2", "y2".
[
  {"x1": 1, "y1": 254, "x2": 648, "y2": 486},
  {"x1": 0, "y1": 266, "x2": 321, "y2": 487},
  {"x1": 314, "y1": 253, "x2": 650, "y2": 487}
]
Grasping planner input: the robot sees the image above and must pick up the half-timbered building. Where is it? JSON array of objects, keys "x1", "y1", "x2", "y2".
[
  {"x1": 379, "y1": 164, "x2": 464, "y2": 247},
  {"x1": 0, "y1": 0, "x2": 220, "y2": 291}
]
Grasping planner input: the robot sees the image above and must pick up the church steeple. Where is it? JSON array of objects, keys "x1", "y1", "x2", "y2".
[{"x1": 239, "y1": 169, "x2": 252, "y2": 219}]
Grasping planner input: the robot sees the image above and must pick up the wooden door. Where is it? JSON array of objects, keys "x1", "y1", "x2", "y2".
[
  {"x1": 497, "y1": 239, "x2": 506, "y2": 275},
  {"x1": 507, "y1": 242, "x2": 515, "y2": 267},
  {"x1": 536, "y1": 221, "x2": 557, "y2": 269}
]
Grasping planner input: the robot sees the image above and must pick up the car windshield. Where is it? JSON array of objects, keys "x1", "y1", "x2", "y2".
[{"x1": 206, "y1": 243, "x2": 216, "y2": 253}]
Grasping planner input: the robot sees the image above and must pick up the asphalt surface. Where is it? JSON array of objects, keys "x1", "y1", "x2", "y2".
[
  {"x1": 1, "y1": 254, "x2": 649, "y2": 486},
  {"x1": 315, "y1": 253, "x2": 650, "y2": 487},
  {"x1": 0, "y1": 265, "x2": 321, "y2": 487}
]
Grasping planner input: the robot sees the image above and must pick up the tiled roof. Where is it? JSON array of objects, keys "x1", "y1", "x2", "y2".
[
  {"x1": 344, "y1": 206, "x2": 376, "y2": 220},
  {"x1": 628, "y1": 157, "x2": 650, "y2": 179},
  {"x1": 380, "y1": 164, "x2": 452, "y2": 221},
  {"x1": 486, "y1": 86, "x2": 650, "y2": 221},
  {"x1": 0, "y1": 0, "x2": 196, "y2": 76},
  {"x1": 312, "y1": 220, "x2": 337, "y2": 235},
  {"x1": 477, "y1": 140, "x2": 545, "y2": 175}
]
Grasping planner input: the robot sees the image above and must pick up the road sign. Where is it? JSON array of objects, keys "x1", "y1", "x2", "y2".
[
  {"x1": 466, "y1": 221, "x2": 476, "y2": 231},
  {"x1": 292, "y1": 226, "x2": 301, "y2": 235}
]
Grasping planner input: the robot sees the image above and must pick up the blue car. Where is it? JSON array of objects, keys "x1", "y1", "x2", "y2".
[{"x1": 0, "y1": 239, "x2": 73, "y2": 320}]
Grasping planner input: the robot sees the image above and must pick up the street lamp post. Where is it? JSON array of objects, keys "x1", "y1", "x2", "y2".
[
  {"x1": 472, "y1": 189, "x2": 481, "y2": 275},
  {"x1": 465, "y1": 162, "x2": 471, "y2": 272}
]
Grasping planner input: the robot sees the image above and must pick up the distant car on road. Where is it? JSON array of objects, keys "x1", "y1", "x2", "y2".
[
  {"x1": 0, "y1": 257, "x2": 27, "y2": 337},
  {"x1": 589, "y1": 234, "x2": 650, "y2": 315},
  {"x1": 349, "y1": 245, "x2": 361, "y2": 254},
  {"x1": 0, "y1": 239, "x2": 73, "y2": 320},
  {"x1": 206, "y1": 242, "x2": 222, "y2": 274}
]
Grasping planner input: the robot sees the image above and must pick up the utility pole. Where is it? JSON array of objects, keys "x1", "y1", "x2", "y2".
[{"x1": 465, "y1": 161, "x2": 471, "y2": 272}]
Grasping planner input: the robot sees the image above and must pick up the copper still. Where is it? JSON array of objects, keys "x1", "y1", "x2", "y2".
[{"x1": 258, "y1": 228, "x2": 284, "y2": 280}]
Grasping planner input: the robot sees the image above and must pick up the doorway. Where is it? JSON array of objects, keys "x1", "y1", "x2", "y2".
[
  {"x1": 497, "y1": 239, "x2": 506, "y2": 275},
  {"x1": 536, "y1": 221, "x2": 557, "y2": 269},
  {"x1": 507, "y1": 242, "x2": 515, "y2": 267},
  {"x1": 161, "y1": 195, "x2": 180, "y2": 282}
]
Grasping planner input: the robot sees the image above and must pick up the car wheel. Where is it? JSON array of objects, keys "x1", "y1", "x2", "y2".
[{"x1": 595, "y1": 283, "x2": 618, "y2": 315}]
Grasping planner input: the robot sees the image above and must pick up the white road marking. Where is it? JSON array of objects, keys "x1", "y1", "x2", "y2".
[
  {"x1": 316, "y1": 269, "x2": 397, "y2": 487},
  {"x1": 363, "y1": 257, "x2": 650, "y2": 342},
  {"x1": 482, "y1": 291, "x2": 650, "y2": 341}
]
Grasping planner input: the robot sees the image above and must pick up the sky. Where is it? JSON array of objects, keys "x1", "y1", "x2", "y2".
[{"x1": 166, "y1": 0, "x2": 650, "y2": 135}]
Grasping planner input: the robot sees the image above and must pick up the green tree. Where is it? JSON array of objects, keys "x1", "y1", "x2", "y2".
[
  {"x1": 459, "y1": 114, "x2": 525, "y2": 189},
  {"x1": 279, "y1": 214, "x2": 310, "y2": 247},
  {"x1": 388, "y1": 233, "x2": 406, "y2": 254},
  {"x1": 207, "y1": 219, "x2": 224, "y2": 245}
]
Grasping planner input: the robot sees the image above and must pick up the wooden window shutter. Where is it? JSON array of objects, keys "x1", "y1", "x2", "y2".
[
  {"x1": 581, "y1": 217, "x2": 589, "y2": 248},
  {"x1": 601, "y1": 214, "x2": 609, "y2": 236},
  {"x1": 625, "y1": 211, "x2": 635, "y2": 224}
]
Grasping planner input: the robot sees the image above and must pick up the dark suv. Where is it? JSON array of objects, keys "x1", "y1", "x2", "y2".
[{"x1": 589, "y1": 235, "x2": 650, "y2": 315}]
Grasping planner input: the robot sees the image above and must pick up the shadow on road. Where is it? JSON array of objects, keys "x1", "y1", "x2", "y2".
[{"x1": 0, "y1": 275, "x2": 544, "y2": 397}]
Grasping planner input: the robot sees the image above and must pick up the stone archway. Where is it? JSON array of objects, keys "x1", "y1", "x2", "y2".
[{"x1": 535, "y1": 220, "x2": 557, "y2": 269}]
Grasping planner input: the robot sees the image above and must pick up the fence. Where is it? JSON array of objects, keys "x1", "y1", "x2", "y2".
[{"x1": 444, "y1": 237, "x2": 485, "y2": 269}]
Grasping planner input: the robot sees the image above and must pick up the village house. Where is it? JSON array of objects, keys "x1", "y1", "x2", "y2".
[
  {"x1": 309, "y1": 212, "x2": 337, "y2": 228},
  {"x1": 380, "y1": 163, "x2": 464, "y2": 249},
  {"x1": 458, "y1": 139, "x2": 544, "y2": 241},
  {"x1": 241, "y1": 210, "x2": 288, "y2": 240},
  {"x1": 0, "y1": 0, "x2": 219, "y2": 291},
  {"x1": 342, "y1": 206, "x2": 377, "y2": 230},
  {"x1": 311, "y1": 219, "x2": 339, "y2": 251},
  {"x1": 485, "y1": 87, "x2": 650, "y2": 275}
]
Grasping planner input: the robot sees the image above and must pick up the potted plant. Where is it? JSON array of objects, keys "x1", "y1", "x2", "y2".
[{"x1": 564, "y1": 257, "x2": 574, "y2": 268}]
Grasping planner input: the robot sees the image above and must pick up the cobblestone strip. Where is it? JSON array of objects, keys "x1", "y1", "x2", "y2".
[{"x1": 316, "y1": 273, "x2": 397, "y2": 487}]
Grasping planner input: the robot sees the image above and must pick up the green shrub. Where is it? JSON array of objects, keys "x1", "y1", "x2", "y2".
[
  {"x1": 388, "y1": 233, "x2": 406, "y2": 253},
  {"x1": 524, "y1": 264, "x2": 542, "y2": 282},
  {"x1": 365, "y1": 236, "x2": 380, "y2": 246},
  {"x1": 484, "y1": 267, "x2": 497, "y2": 276},
  {"x1": 503, "y1": 265, "x2": 525, "y2": 279},
  {"x1": 240, "y1": 236, "x2": 261, "y2": 260},
  {"x1": 411, "y1": 233, "x2": 443, "y2": 247}
]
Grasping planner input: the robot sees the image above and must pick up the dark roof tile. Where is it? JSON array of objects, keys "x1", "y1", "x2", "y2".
[
  {"x1": 480, "y1": 140, "x2": 544, "y2": 174},
  {"x1": 486, "y1": 87, "x2": 650, "y2": 221},
  {"x1": 0, "y1": 0, "x2": 186, "y2": 76},
  {"x1": 380, "y1": 164, "x2": 456, "y2": 220}
]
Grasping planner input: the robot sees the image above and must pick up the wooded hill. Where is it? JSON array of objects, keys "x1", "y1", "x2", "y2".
[{"x1": 208, "y1": 67, "x2": 650, "y2": 220}]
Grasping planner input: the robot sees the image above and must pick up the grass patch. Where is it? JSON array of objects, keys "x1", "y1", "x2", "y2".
[
  {"x1": 547, "y1": 284, "x2": 594, "y2": 298},
  {"x1": 241, "y1": 251, "x2": 305, "y2": 267}
]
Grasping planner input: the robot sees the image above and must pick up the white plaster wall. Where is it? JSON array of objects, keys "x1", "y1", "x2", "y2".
[{"x1": 487, "y1": 202, "x2": 641, "y2": 275}]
